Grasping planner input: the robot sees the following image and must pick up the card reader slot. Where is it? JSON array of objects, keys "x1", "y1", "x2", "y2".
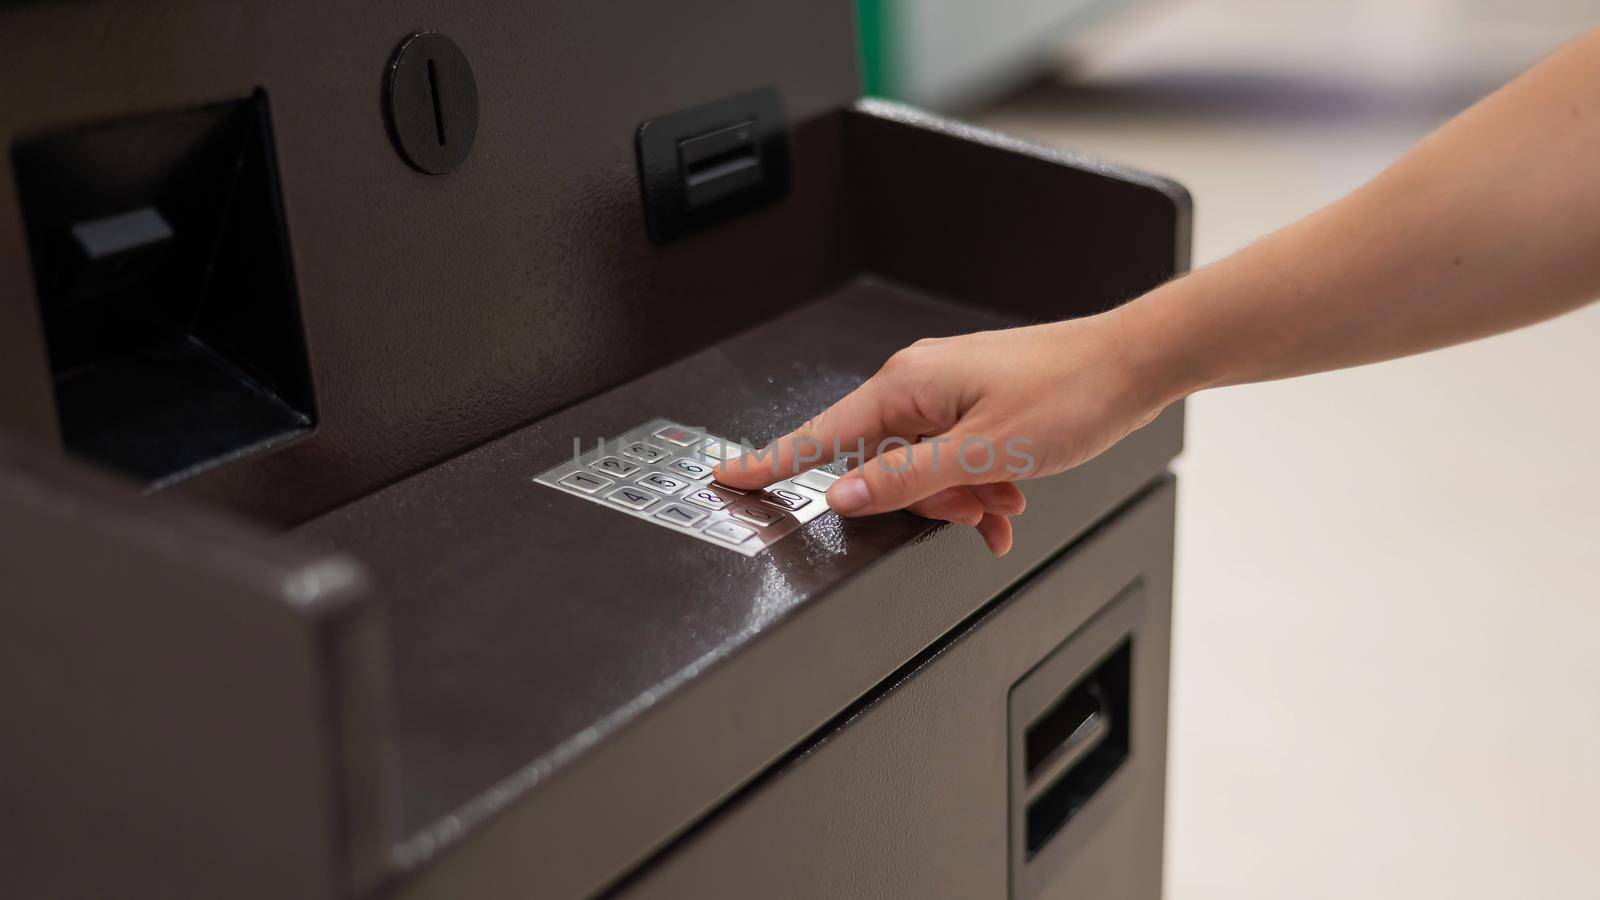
[
  {"x1": 679, "y1": 121, "x2": 761, "y2": 206},
  {"x1": 635, "y1": 88, "x2": 789, "y2": 242}
]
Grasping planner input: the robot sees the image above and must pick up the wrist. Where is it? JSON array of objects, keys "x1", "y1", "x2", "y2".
[{"x1": 1102, "y1": 281, "x2": 1210, "y2": 412}]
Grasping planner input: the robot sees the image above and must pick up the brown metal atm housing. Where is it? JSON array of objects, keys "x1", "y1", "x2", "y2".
[{"x1": 0, "y1": 2, "x2": 1189, "y2": 898}]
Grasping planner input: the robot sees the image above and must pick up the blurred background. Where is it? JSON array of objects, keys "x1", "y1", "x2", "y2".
[{"x1": 863, "y1": 1, "x2": 1600, "y2": 897}]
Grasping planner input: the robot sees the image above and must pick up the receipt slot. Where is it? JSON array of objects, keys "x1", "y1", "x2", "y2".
[
  {"x1": 636, "y1": 88, "x2": 791, "y2": 243},
  {"x1": 0, "y1": 3, "x2": 1188, "y2": 899}
]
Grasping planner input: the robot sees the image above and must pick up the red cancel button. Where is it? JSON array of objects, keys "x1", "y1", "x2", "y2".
[{"x1": 653, "y1": 425, "x2": 700, "y2": 447}]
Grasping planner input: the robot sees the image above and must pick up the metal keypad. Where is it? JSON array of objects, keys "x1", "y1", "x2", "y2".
[
  {"x1": 700, "y1": 438, "x2": 744, "y2": 461},
  {"x1": 532, "y1": 418, "x2": 835, "y2": 556},
  {"x1": 607, "y1": 485, "x2": 658, "y2": 510},
  {"x1": 559, "y1": 471, "x2": 613, "y2": 494},
  {"x1": 704, "y1": 520, "x2": 756, "y2": 545},
  {"x1": 653, "y1": 425, "x2": 700, "y2": 447},
  {"x1": 655, "y1": 503, "x2": 708, "y2": 527},
  {"x1": 762, "y1": 488, "x2": 811, "y2": 511},
  {"x1": 620, "y1": 442, "x2": 669, "y2": 464},
  {"x1": 667, "y1": 458, "x2": 715, "y2": 480},
  {"x1": 637, "y1": 471, "x2": 691, "y2": 494},
  {"x1": 682, "y1": 486, "x2": 730, "y2": 511},
  {"x1": 792, "y1": 469, "x2": 838, "y2": 492},
  {"x1": 730, "y1": 504, "x2": 785, "y2": 528},
  {"x1": 591, "y1": 456, "x2": 641, "y2": 479}
]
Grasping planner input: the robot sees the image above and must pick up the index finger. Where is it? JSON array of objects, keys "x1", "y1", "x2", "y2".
[{"x1": 712, "y1": 380, "x2": 897, "y2": 489}]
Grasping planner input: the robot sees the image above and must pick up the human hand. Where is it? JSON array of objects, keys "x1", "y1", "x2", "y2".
[{"x1": 712, "y1": 309, "x2": 1180, "y2": 555}]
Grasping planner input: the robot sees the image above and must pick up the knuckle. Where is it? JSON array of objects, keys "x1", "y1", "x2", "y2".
[
  {"x1": 793, "y1": 414, "x2": 825, "y2": 444},
  {"x1": 871, "y1": 449, "x2": 922, "y2": 500},
  {"x1": 881, "y1": 346, "x2": 923, "y2": 376}
]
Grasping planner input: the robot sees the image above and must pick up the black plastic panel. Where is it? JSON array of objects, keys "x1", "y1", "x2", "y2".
[{"x1": 636, "y1": 88, "x2": 791, "y2": 243}]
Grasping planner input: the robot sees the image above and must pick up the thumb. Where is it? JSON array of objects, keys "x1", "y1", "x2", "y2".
[{"x1": 826, "y1": 434, "x2": 991, "y2": 517}]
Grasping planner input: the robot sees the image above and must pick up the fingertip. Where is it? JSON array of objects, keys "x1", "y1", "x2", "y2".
[
  {"x1": 827, "y1": 475, "x2": 872, "y2": 516},
  {"x1": 990, "y1": 498, "x2": 1025, "y2": 517},
  {"x1": 907, "y1": 488, "x2": 987, "y2": 526},
  {"x1": 710, "y1": 460, "x2": 753, "y2": 487},
  {"x1": 977, "y1": 513, "x2": 1014, "y2": 557},
  {"x1": 712, "y1": 450, "x2": 783, "y2": 489},
  {"x1": 847, "y1": 440, "x2": 968, "y2": 517},
  {"x1": 971, "y1": 482, "x2": 1027, "y2": 517}
]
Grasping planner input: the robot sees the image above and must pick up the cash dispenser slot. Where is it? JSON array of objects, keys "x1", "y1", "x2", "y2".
[
  {"x1": 1021, "y1": 640, "x2": 1132, "y2": 855},
  {"x1": 1010, "y1": 585, "x2": 1143, "y2": 899}
]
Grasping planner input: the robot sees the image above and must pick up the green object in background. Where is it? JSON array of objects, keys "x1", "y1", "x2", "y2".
[
  {"x1": 856, "y1": 0, "x2": 896, "y2": 98},
  {"x1": 855, "y1": 0, "x2": 1127, "y2": 110}
]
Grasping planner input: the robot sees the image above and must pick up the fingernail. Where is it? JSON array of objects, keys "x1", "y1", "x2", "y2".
[{"x1": 827, "y1": 477, "x2": 871, "y2": 515}]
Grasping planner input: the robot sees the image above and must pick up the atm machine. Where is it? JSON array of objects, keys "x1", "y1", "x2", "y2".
[{"x1": 0, "y1": 2, "x2": 1190, "y2": 898}]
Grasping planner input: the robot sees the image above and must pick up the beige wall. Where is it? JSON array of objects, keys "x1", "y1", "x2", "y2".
[{"x1": 980, "y1": 3, "x2": 1600, "y2": 897}]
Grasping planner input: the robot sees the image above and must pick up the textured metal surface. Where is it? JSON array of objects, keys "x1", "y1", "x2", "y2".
[
  {"x1": 0, "y1": 0, "x2": 858, "y2": 524},
  {"x1": 294, "y1": 279, "x2": 1001, "y2": 835},
  {"x1": 532, "y1": 419, "x2": 835, "y2": 556},
  {"x1": 1, "y1": 7, "x2": 1195, "y2": 896},
  {"x1": 848, "y1": 100, "x2": 1191, "y2": 321},
  {"x1": 613, "y1": 481, "x2": 1175, "y2": 900},
  {"x1": 0, "y1": 435, "x2": 395, "y2": 900},
  {"x1": 294, "y1": 278, "x2": 1185, "y2": 899},
  {"x1": 0, "y1": 3, "x2": 1188, "y2": 527}
]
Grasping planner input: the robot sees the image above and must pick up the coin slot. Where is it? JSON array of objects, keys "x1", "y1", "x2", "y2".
[
  {"x1": 384, "y1": 32, "x2": 477, "y2": 174},
  {"x1": 426, "y1": 58, "x2": 447, "y2": 146}
]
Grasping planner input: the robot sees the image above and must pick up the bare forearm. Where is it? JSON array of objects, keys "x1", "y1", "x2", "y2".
[
  {"x1": 1121, "y1": 29, "x2": 1600, "y2": 402},
  {"x1": 719, "y1": 30, "x2": 1600, "y2": 553}
]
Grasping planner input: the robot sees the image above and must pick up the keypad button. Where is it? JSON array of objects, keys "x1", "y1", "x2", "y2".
[
  {"x1": 655, "y1": 503, "x2": 708, "y2": 527},
  {"x1": 653, "y1": 425, "x2": 701, "y2": 447},
  {"x1": 792, "y1": 469, "x2": 838, "y2": 493},
  {"x1": 620, "y1": 442, "x2": 670, "y2": 464},
  {"x1": 669, "y1": 458, "x2": 715, "y2": 480},
  {"x1": 761, "y1": 488, "x2": 811, "y2": 511},
  {"x1": 682, "y1": 487, "x2": 729, "y2": 511},
  {"x1": 730, "y1": 505, "x2": 785, "y2": 528},
  {"x1": 709, "y1": 480, "x2": 747, "y2": 494},
  {"x1": 700, "y1": 439, "x2": 745, "y2": 461},
  {"x1": 590, "y1": 456, "x2": 642, "y2": 479},
  {"x1": 606, "y1": 486, "x2": 659, "y2": 511},
  {"x1": 705, "y1": 520, "x2": 756, "y2": 545},
  {"x1": 637, "y1": 471, "x2": 691, "y2": 494},
  {"x1": 558, "y1": 471, "x2": 614, "y2": 494}
]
